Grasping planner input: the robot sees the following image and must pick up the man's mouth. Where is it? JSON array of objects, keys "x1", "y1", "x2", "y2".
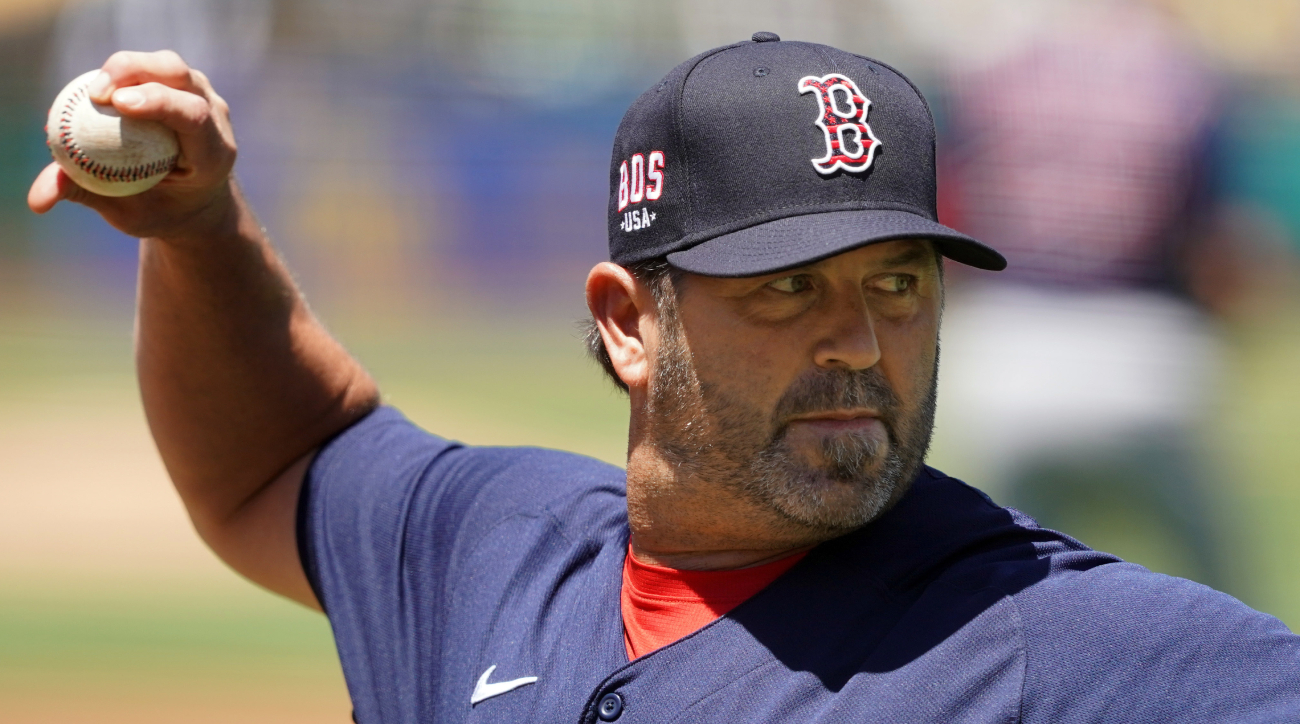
[{"x1": 784, "y1": 409, "x2": 888, "y2": 438}]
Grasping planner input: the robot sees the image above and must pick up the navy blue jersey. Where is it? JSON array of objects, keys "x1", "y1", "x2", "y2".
[{"x1": 298, "y1": 407, "x2": 1300, "y2": 723}]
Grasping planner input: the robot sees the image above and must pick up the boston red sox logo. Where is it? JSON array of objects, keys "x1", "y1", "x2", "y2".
[{"x1": 798, "y1": 73, "x2": 881, "y2": 175}]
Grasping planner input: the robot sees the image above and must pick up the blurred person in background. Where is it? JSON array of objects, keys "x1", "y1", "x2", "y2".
[{"x1": 929, "y1": 0, "x2": 1256, "y2": 589}]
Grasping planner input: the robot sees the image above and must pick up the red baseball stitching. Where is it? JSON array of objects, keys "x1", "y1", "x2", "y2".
[{"x1": 53, "y1": 84, "x2": 178, "y2": 184}]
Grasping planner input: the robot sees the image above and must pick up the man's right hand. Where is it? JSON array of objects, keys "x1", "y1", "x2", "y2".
[{"x1": 28, "y1": 50, "x2": 239, "y2": 244}]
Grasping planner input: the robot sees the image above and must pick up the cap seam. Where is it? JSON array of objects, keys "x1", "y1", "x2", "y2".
[
  {"x1": 675, "y1": 233, "x2": 984, "y2": 263},
  {"x1": 850, "y1": 53, "x2": 936, "y2": 127},
  {"x1": 667, "y1": 238, "x2": 999, "y2": 278},
  {"x1": 618, "y1": 201, "x2": 935, "y2": 265},
  {"x1": 677, "y1": 199, "x2": 932, "y2": 247},
  {"x1": 675, "y1": 42, "x2": 748, "y2": 238},
  {"x1": 667, "y1": 237, "x2": 1004, "y2": 277},
  {"x1": 851, "y1": 52, "x2": 940, "y2": 206},
  {"x1": 813, "y1": 43, "x2": 840, "y2": 74}
]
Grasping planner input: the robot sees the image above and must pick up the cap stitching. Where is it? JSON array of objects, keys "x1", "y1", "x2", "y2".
[
  {"x1": 851, "y1": 53, "x2": 936, "y2": 125},
  {"x1": 619, "y1": 201, "x2": 936, "y2": 264},
  {"x1": 812, "y1": 43, "x2": 840, "y2": 74},
  {"x1": 851, "y1": 52, "x2": 940, "y2": 205},
  {"x1": 670, "y1": 236, "x2": 1003, "y2": 277},
  {"x1": 676, "y1": 198, "x2": 930, "y2": 246},
  {"x1": 674, "y1": 42, "x2": 749, "y2": 237}
]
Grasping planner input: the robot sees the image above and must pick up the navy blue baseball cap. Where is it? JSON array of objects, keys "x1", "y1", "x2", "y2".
[{"x1": 607, "y1": 33, "x2": 1006, "y2": 277}]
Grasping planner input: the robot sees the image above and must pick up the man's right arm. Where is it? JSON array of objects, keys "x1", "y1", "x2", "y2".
[{"x1": 28, "y1": 50, "x2": 379, "y2": 610}]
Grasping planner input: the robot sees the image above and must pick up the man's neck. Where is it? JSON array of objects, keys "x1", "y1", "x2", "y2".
[
  {"x1": 624, "y1": 444, "x2": 826, "y2": 571},
  {"x1": 628, "y1": 543, "x2": 815, "y2": 571}
]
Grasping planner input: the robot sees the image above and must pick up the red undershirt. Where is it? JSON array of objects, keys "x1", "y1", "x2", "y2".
[{"x1": 621, "y1": 548, "x2": 808, "y2": 660}]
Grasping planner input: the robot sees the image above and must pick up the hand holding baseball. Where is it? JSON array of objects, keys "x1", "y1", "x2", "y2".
[
  {"x1": 46, "y1": 68, "x2": 181, "y2": 197},
  {"x1": 28, "y1": 50, "x2": 239, "y2": 243}
]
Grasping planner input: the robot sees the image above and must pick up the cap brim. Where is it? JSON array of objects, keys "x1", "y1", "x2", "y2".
[{"x1": 664, "y1": 209, "x2": 1006, "y2": 277}]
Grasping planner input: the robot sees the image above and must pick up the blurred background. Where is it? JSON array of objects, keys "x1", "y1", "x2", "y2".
[{"x1": 1, "y1": 0, "x2": 1299, "y2": 720}]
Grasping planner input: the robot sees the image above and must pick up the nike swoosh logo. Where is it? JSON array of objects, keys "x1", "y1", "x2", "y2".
[{"x1": 470, "y1": 665, "x2": 538, "y2": 706}]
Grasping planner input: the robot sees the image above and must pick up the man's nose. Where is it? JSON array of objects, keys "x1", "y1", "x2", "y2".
[{"x1": 811, "y1": 293, "x2": 881, "y2": 371}]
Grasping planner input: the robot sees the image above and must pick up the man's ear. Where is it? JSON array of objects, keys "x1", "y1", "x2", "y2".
[{"x1": 586, "y1": 262, "x2": 655, "y2": 390}]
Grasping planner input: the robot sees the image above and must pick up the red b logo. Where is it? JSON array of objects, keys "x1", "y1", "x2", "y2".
[{"x1": 798, "y1": 74, "x2": 881, "y2": 175}]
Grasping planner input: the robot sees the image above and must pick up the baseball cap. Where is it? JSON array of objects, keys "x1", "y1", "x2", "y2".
[{"x1": 607, "y1": 33, "x2": 1006, "y2": 277}]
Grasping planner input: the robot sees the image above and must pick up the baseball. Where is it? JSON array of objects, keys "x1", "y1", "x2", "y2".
[{"x1": 46, "y1": 70, "x2": 180, "y2": 197}]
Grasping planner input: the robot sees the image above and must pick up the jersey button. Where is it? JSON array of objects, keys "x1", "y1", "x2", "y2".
[{"x1": 597, "y1": 692, "x2": 624, "y2": 721}]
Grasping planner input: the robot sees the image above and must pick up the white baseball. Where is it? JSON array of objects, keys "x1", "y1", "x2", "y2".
[{"x1": 46, "y1": 70, "x2": 180, "y2": 197}]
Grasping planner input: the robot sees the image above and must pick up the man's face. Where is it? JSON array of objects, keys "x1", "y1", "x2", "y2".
[{"x1": 645, "y1": 240, "x2": 942, "y2": 534}]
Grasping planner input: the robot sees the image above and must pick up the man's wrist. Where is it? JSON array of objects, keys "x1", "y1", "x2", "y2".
[{"x1": 144, "y1": 177, "x2": 255, "y2": 251}]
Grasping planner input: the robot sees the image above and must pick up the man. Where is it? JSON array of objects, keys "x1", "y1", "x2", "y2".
[
  {"x1": 934, "y1": 0, "x2": 1234, "y2": 586},
  {"x1": 28, "y1": 34, "x2": 1300, "y2": 723}
]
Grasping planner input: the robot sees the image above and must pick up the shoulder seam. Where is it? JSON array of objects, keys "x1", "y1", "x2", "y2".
[{"x1": 1002, "y1": 591, "x2": 1029, "y2": 724}]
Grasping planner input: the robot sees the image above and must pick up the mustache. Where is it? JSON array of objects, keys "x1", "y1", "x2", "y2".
[{"x1": 771, "y1": 367, "x2": 901, "y2": 427}]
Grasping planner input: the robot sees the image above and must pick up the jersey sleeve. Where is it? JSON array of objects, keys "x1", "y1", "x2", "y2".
[
  {"x1": 295, "y1": 405, "x2": 628, "y2": 716},
  {"x1": 1016, "y1": 561, "x2": 1300, "y2": 722},
  {"x1": 296, "y1": 406, "x2": 456, "y2": 612},
  {"x1": 296, "y1": 405, "x2": 487, "y2": 711}
]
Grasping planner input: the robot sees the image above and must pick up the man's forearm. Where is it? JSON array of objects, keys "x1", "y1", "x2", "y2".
[
  {"x1": 27, "y1": 51, "x2": 375, "y2": 606},
  {"x1": 135, "y1": 179, "x2": 379, "y2": 544}
]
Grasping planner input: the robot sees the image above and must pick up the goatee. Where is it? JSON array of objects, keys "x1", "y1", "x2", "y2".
[{"x1": 648, "y1": 321, "x2": 937, "y2": 533}]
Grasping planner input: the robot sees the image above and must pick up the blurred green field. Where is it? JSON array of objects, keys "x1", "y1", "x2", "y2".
[
  {"x1": 0, "y1": 583, "x2": 347, "y2": 723},
  {"x1": 0, "y1": 301, "x2": 1297, "y2": 722}
]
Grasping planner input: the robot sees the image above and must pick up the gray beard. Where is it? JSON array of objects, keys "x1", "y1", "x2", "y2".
[{"x1": 647, "y1": 319, "x2": 937, "y2": 534}]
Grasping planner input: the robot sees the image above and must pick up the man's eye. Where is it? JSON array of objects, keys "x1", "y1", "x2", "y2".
[
  {"x1": 874, "y1": 275, "x2": 914, "y2": 293},
  {"x1": 767, "y1": 275, "x2": 813, "y2": 293}
]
